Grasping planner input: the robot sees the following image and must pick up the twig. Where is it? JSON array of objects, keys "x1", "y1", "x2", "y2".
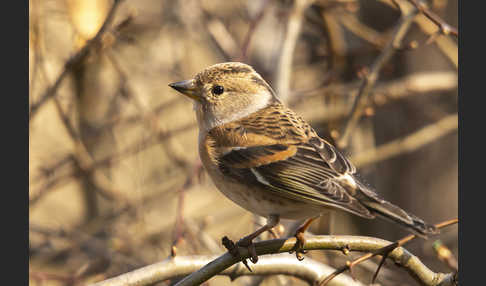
[
  {"x1": 319, "y1": 218, "x2": 458, "y2": 286},
  {"x1": 405, "y1": 0, "x2": 458, "y2": 38},
  {"x1": 337, "y1": 11, "x2": 388, "y2": 49},
  {"x1": 171, "y1": 163, "x2": 202, "y2": 250},
  {"x1": 378, "y1": 0, "x2": 457, "y2": 68},
  {"x1": 239, "y1": 0, "x2": 272, "y2": 61},
  {"x1": 351, "y1": 113, "x2": 458, "y2": 167},
  {"x1": 29, "y1": 123, "x2": 195, "y2": 205},
  {"x1": 89, "y1": 252, "x2": 364, "y2": 286},
  {"x1": 275, "y1": 0, "x2": 315, "y2": 103},
  {"x1": 337, "y1": 1, "x2": 418, "y2": 148},
  {"x1": 29, "y1": 0, "x2": 124, "y2": 119},
  {"x1": 206, "y1": 19, "x2": 240, "y2": 60}
]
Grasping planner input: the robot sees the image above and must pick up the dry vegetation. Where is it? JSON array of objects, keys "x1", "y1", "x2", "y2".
[{"x1": 29, "y1": 0, "x2": 458, "y2": 285}]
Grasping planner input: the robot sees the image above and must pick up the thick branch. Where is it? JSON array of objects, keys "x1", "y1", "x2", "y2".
[
  {"x1": 89, "y1": 254, "x2": 363, "y2": 286},
  {"x1": 91, "y1": 235, "x2": 455, "y2": 286}
]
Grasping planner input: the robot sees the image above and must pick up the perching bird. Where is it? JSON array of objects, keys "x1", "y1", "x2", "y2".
[{"x1": 169, "y1": 62, "x2": 438, "y2": 263}]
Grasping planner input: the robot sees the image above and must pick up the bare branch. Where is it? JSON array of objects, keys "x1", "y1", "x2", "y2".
[
  {"x1": 89, "y1": 254, "x2": 364, "y2": 286},
  {"x1": 405, "y1": 0, "x2": 458, "y2": 38},
  {"x1": 378, "y1": 0, "x2": 458, "y2": 68},
  {"x1": 337, "y1": 2, "x2": 418, "y2": 148},
  {"x1": 351, "y1": 113, "x2": 458, "y2": 167},
  {"x1": 94, "y1": 231, "x2": 455, "y2": 286},
  {"x1": 319, "y1": 218, "x2": 458, "y2": 285},
  {"x1": 275, "y1": 0, "x2": 315, "y2": 103}
]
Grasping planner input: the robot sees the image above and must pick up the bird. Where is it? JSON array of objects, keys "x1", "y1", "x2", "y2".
[{"x1": 169, "y1": 62, "x2": 438, "y2": 264}]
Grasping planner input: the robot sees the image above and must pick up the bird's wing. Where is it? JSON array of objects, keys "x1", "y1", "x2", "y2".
[{"x1": 209, "y1": 103, "x2": 374, "y2": 218}]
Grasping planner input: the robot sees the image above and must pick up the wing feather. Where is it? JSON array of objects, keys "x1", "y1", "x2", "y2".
[{"x1": 219, "y1": 143, "x2": 374, "y2": 218}]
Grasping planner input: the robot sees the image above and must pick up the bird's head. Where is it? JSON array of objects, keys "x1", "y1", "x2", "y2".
[{"x1": 169, "y1": 62, "x2": 279, "y2": 131}]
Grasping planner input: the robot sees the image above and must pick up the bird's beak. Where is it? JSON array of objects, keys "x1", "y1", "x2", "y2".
[{"x1": 169, "y1": 79, "x2": 200, "y2": 102}]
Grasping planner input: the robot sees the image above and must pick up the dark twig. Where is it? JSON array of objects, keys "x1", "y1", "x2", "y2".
[
  {"x1": 337, "y1": 4, "x2": 418, "y2": 148},
  {"x1": 239, "y1": 0, "x2": 272, "y2": 62},
  {"x1": 406, "y1": 0, "x2": 458, "y2": 38}
]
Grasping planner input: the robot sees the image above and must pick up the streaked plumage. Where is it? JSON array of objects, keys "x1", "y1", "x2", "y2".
[{"x1": 169, "y1": 62, "x2": 437, "y2": 262}]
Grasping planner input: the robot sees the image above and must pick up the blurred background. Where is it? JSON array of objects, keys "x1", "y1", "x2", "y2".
[{"x1": 29, "y1": 0, "x2": 458, "y2": 285}]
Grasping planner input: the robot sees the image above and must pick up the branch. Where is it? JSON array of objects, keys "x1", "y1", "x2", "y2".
[
  {"x1": 90, "y1": 232, "x2": 456, "y2": 286},
  {"x1": 337, "y1": 1, "x2": 418, "y2": 148},
  {"x1": 351, "y1": 113, "x2": 458, "y2": 167},
  {"x1": 378, "y1": 0, "x2": 458, "y2": 68},
  {"x1": 29, "y1": 0, "x2": 124, "y2": 119},
  {"x1": 319, "y1": 219, "x2": 458, "y2": 285},
  {"x1": 239, "y1": 0, "x2": 272, "y2": 61},
  {"x1": 405, "y1": 0, "x2": 458, "y2": 38},
  {"x1": 89, "y1": 254, "x2": 364, "y2": 286},
  {"x1": 275, "y1": 0, "x2": 315, "y2": 103}
]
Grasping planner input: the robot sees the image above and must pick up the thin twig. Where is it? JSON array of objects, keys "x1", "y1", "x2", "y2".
[
  {"x1": 378, "y1": 0, "x2": 457, "y2": 68},
  {"x1": 337, "y1": 11, "x2": 389, "y2": 49},
  {"x1": 351, "y1": 113, "x2": 458, "y2": 167},
  {"x1": 29, "y1": 123, "x2": 195, "y2": 205},
  {"x1": 319, "y1": 218, "x2": 458, "y2": 285},
  {"x1": 405, "y1": 0, "x2": 458, "y2": 38},
  {"x1": 239, "y1": 0, "x2": 272, "y2": 61},
  {"x1": 337, "y1": 2, "x2": 418, "y2": 148},
  {"x1": 275, "y1": 0, "x2": 315, "y2": 103}
]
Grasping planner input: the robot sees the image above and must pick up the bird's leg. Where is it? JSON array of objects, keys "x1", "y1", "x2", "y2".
[
  {"x1": 290, "y1": 216, "x2": 319, "y2": 261},
  {"x1": 223, "y1": 215, "x2": 280, "y2": 266}
]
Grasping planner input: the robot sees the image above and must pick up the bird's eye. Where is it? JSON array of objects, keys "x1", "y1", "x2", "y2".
[{"x1": 212, "y1": 85, "x2": 224, "y2": 95}]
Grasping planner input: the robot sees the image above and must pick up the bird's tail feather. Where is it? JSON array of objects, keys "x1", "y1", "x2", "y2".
[
  {"x1": 364, "y1": 200, "x2": 438, "y2": 238},
  {"x1": 355, "y1": 182, "x2": 438, "y2": 237}
]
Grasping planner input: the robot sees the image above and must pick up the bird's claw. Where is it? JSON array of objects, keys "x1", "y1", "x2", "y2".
[
  {"x1": 289, "y1": 232, "x2": 307, "y2": 261},
  {"x1": 222, "y1": 236, "x2": 258, "y2": 271}
]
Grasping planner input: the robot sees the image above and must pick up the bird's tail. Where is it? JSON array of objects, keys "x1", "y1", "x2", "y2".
[{"x1": 356, "y1": 182, "x2": 438, "y2": 237}]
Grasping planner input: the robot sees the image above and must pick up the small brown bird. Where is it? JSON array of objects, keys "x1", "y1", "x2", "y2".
[{"x1": 169, "y1": 62, "x2": 437, "y2": 263}]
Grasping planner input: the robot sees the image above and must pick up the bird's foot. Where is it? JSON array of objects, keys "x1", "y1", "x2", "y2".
[
  {"x1": 222, "y1": 236, "x2": 258, "y2": 272},
  {"x1": 289, "y1": 231, "x2": 307, "y2": 261}
]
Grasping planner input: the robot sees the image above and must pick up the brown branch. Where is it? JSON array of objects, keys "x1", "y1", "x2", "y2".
[
  {"x1": 29, "y1": 0, "x2": 124, "y2": 119},
  {"x1": 275, "y1": 0, "x2": 315, "y2": 103},
  {"x1": 405, "y1": 0, "x2": 458, "y2": 38},
  {"x1": 337, "y1": 11, "x2": 389, "y2": 49},
  {"x1": 337, "y1": 1, "x2": 418, "y2": 148},
  {"x1": 378, "y1": 0, "x2": 457, "y2": 68}
]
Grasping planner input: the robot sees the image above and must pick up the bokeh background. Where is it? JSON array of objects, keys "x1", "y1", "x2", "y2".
[{"x1": 29, "y1": 0, "x2": 458, "y2": 285}]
